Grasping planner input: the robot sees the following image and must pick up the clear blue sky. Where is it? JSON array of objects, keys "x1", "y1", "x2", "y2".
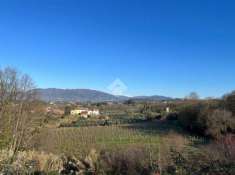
[{"x1": 1, "y1": 0, "x2": 235, "y2": 98}]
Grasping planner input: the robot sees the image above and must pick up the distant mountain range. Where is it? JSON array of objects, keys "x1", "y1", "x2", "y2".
[{"x1": 35, "y1": 88, "x2": 172, "y2": 102}]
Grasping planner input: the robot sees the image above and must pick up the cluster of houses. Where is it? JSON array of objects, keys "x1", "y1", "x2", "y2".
[
  {"x1": 70, "y1": 108, "x2": 100, "y2": 118},
  {"x1": 45, "y1": 103, "x2": 100, "y2": 119}
]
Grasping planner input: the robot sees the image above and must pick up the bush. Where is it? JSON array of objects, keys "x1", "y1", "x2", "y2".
[
  {"x1": 0, "y1": 150, "x2": 63, "y2": 174},
  {"x1": 166, "y1": 112, "x2": 178, "y2": 121},
  {"x1": 98, "y1": 148, "x2": 158, "y2": 175},
  {"x1": 64, "y1": 106, "x2": 72, "y2": 116},
  {"x1": 225, "y1": 93, "x2": 235, "y2": 115},
  {"x1": 140, "y1": 104, "x2": 164, "y2": 120},
  {"x1": 199, "y1": 109, "x2": 233, "y2": 138},
  {"x1": 145, "y1": 112, "x2": 161, "y2": 121},
  {"x1": 178, "y1": 104, "x2": 235, "y2": 139},
  {"x1": 178, "y1": 104, "x2": 203, "y2": 134},
  {"x1": 166, "y1": 143, "x2": 235, "y2": 175}
]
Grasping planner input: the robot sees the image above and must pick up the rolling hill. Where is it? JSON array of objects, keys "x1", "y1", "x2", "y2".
[{"x1": 35, "y1": 88, "x2": 172, "y2": 102}]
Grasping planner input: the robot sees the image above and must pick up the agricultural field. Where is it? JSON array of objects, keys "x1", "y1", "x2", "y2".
[{"x1": 32, "y1": 120, "x2": 206, "y2": 160}]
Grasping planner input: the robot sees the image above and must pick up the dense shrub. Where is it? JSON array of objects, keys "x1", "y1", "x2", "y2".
[
  {"x1": 200, "y1": 109, "x2": 234, "y2": 138},
  {"x1": 64, "y1": 106, "x2": 72, "y2": 116},
  {"x1": 178, "y1": 104, "x2": 235, "y2": 139},
  {"x1": 145, "y1": 112, "x2": 162, "y2": 121},
  {"x1": 140, "y1": 104, "x2": 164, "y2": 120},
  {"x1": 225, "y1": 93, "x2": 235, "y2": 115},
  {"x1": 178, "y1": 104, "x2": 203, "y2": 134},
  {"x1": 164, "y1": 139, "x2": 235, "y2": 175},
  {"x1": 0, "y1": 150, "x2": 62, "y2": 175},
  {"x1": 166, "y1": 113, "x2": 178, "y2": 121},
  {"x1": 98, "y1": 148, "x2": 158, "y2": 175}
]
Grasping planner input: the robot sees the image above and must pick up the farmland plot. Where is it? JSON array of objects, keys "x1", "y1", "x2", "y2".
[{"x1": 32, "y1": 121, "x2": 205, "y2": 160}]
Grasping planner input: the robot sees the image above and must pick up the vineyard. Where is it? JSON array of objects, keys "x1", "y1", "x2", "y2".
[{"x1": 34, "y1": 121, "x2": 208, "y2": 160}]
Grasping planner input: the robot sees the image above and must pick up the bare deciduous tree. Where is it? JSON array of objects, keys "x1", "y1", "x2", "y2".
[
  {"x1": 0, "y1": 67, "x2": 37, "y2": 158},
  {"x1": 185, "y1": 92, "x2": 199, "y2": 100}
]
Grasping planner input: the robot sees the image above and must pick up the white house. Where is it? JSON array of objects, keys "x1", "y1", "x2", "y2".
[
  {"x1": 88, "y1": 109, "x2": 100, "y2": 116},
  {"x1": 70, "y1": 108, "x2": 88, "y2": 115},
  {"x1": 166, "y1": 107, "x2": 170, "y2": 113},
  {"x1": 70, "y1": 108, "x2": 100, "y2": 117}
]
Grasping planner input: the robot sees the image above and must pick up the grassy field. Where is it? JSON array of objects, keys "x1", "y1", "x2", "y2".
[{"x1": 33, "y1": 120, "x2": 207, "y2": 160}]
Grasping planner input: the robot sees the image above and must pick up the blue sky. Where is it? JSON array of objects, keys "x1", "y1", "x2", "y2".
[{"x1": 0, "y1": 0, "x2": 235, "y2": 98}]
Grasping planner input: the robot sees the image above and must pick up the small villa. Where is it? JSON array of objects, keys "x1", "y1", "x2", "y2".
[
  {"x1": 70, "y1": 108, "x2": 89, "y2": 115},
  {"x1": 70, "y1": 108, "x2": 100, "y2": 118}
]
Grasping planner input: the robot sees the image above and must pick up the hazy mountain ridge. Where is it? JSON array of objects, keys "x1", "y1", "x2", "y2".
[
  {"x1": 131, "y1": 95, "x2": 172, "y2": 101},
  {"x1": 35, "y1": 88, "x2": 172, "y2": 102}
]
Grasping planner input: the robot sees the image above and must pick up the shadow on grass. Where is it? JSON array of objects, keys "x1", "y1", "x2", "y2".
[
  {"x1": 122, "y1": 119, "x2": 210, "y2": 146},
  {"x1": 122, "y1": 120, "x2": 183, "y2": 134}
]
